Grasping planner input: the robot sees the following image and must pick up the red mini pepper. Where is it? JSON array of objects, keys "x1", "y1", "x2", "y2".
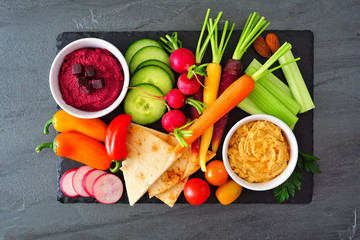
[{"x1": 105, "y1": 114, "x2": 132, "y2": 173}]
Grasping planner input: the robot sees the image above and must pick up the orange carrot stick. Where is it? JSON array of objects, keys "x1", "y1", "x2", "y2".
[{"x1": 174, "y1": 75, "x2": 254, "y2": 154}]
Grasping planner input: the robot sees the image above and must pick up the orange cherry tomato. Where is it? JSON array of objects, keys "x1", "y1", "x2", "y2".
[
  {"x1": 216, "y1": 180, "x2": 242, "y2": 205},
  {"x1": 205, "y1": 160, "x2": 229, "y2": 186}
]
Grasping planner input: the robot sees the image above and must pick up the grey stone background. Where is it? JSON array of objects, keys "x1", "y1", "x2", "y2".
[{"x1": 0, "y1": 0, "x2": 359, "y2": 239}]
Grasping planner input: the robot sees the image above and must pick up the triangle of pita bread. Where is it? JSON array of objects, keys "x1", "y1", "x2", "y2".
[
  {"x1": 155, "y1": 177, "x2": 188, "y2": 207},
  {"x1": 121, "y1": 124, "x2": 181, "y2": 206}
]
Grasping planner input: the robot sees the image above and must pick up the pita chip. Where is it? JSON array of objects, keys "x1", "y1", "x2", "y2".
[
  {"x1": 121, "y1": 124, "x2": 181, "y2": 206},
  {"x1": 155, "y1": 177, "x2": 188, "y2": 207}
]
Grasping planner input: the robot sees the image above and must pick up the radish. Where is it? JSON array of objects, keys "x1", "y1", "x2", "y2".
[
  {"x1": 72, "y1": 165, "x2": 94, "y2": 197},
  {"x1": 60, "y1": 169, "x2": 79, "y2": 198},
  {"x1": 160, "y1": 32, "x2": 195, "y2": 73},
  {"x1": 164, "y1": 89, "x2": 186, "y2": 109},
  {"x1": 177, "y1": 72, "x2": 201, "y2": 96},
  {"x1": 82, "y1": 169, "x2": 107, "y2": 197},
  {"x1": 160, "y1": 32, "x2": 208, "y2": 77},
  {"x1": 93, "y1": 174, "x2": 123, "y2": 204},
  {"x1": 161, "y1": 110, "x2": 187, "y2": 132},
  {"x1": 169, "y1": 48, "x2": 195, "y2": 73}
]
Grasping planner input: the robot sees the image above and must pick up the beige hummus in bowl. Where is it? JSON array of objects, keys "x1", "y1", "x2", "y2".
[{"x1": 222, "y1": 115, "x2": 298, "y2": 191}]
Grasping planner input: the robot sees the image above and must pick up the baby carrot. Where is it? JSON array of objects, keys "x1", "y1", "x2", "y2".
[
  {"x1": 197, "y1": 15, "x2": 235, "y2": 171},
  {"x1": 174, "y1": 75, "x2": 255, "y2": 155}
]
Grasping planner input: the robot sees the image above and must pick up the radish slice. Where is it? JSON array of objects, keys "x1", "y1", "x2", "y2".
[
  {"x1": 93, "y1": 174, "x2": 123, "y2": 204},
  {"x1": 82, "y1": 169, "x2": 107, "y2": 197},
  {"x1": 72, "y1": 166, "x2": 94, "y2": 197},
  {"x1": 60, "y1": 169, "x2": 79, "y2": 198}
]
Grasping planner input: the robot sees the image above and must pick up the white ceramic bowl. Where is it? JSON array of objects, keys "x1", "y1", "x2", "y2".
[
  {"x1": 222, "y1": 114, "x2": 298, "y2": 191},
  {"x1": 49, "y1": 38, "x2": 130, "y2": 119}
]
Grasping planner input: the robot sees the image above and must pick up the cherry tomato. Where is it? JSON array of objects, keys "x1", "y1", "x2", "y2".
[
  {"x1": 184, "y1": 178, "x2": 210, "y2": 205},
  {"x1": 205, "y1": 160, "x2": 229, "y2": 186},
  {"x1": 216, "y1": 180, "x2": 242, "y2": 205}
]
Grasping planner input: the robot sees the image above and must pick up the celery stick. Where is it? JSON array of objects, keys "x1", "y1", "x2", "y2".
[
  {"x1": 236, "y1": 42, "x2": 300, "y2": 129},
  {"x1": 278, "y1": 50, "x2": 315, "y2": 113},
  {"x1": 245, "y1": 59, "x2": 291, "y2": 96},
  {"x1": 245, "y1": 65, "x2": 300, "y2": 115},
  {"x1": 237, "y1": 97, "x2": 265, "y2": 115},
  {"x1": 247, "y1": 83, "x2": 298, "y2": 128}
]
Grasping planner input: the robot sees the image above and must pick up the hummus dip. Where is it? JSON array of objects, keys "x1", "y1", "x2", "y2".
[
  {"x1": 227, "y1": 120, "x2": 290, "y2": 183},
  {"x1": 59, "y1": 48, "x2": 124, "y2": 111}
]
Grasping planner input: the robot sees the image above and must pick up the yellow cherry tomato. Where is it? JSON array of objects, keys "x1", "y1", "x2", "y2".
[{"x1": 215, "y1": 180, "x2": 242, "y2": 205}]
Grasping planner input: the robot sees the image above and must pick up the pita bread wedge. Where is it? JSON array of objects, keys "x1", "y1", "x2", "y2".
[
  {"x1": 121, "y1": 124, "x2": 181, "y2": 206},
  {"x1": 155, "y1": 177, "x2": 188, "y2": 207},
  {"x1": 182, "y1": 150, "x2": 216, "y2": 180},
  {"x1": 131, "y1": 124, "x2": 189, "y2": 197},
  {"x1": 148, "y1": 147, "x2": 190, "y2": 198},
  {"x1": 132, "y1": 123, "x2": 216, "y2": 200}
]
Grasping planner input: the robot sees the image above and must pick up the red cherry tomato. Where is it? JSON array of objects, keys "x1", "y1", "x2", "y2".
[
  {"x1": 184, "y1": 178, "x2": 210, "y2": 205},
  {"x1": 205, "y1": 160, "x2": 229, "y2": 186}
]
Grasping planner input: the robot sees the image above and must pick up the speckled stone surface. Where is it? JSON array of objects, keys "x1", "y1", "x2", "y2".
[{"x1": 0, "y1": 1, "x2": 359, "y2": 239}]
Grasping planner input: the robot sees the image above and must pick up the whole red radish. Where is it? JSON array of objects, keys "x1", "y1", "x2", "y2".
[
  {"x1": 177, "y1": 73, "x2": 201, "y2": 95},
  {"x1": 161, "y1": 110, "x2": 187, "y2": 132},
  {"x1": 164, "y1": 89, "x2": 186, "y2": 109},
  {"x1": 160, "y1": 32, "x2": 196, "y2": 73},
  {"x1": 170, "y1": 48, "x2": 196, "y2": 73}
]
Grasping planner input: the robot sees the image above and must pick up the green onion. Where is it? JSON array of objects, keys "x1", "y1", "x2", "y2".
[{"x1": 278, "y1": 50, "x2": 315, "y2": 113}]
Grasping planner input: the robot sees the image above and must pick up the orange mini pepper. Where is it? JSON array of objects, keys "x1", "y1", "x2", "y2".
[
  {"x1": 35, "y1": 132, "x2": 112, "y2": 170},
  {"x1": 44, "y1": 110, "x2": 107, "y2": 142}
]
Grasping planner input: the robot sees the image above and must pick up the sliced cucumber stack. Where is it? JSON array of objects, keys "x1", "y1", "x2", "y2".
[
  {"x1": 130, "y1": 65, "x2": 173, "y2": 95},
  {"x1": 124, "y1": 84, "x2": 166, "y2": 125},
  {"x1": 135, "y1": 59, "x2": 176, "y2": 85},
  {"x1": 129, "y1": 46, "x2": 170, "y2": 74},
  {"x1": 125, "y1": 39, "x2": 162, "y2": 64}
]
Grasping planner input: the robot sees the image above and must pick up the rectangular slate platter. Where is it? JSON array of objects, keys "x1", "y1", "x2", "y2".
[{"x1": 55, "y1": 30, "x2": 314, "y2": 204}]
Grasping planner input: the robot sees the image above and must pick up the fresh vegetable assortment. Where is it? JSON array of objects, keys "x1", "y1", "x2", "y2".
[{"x1": 37, "y1": 8, "x2": 320, "y2": 206}]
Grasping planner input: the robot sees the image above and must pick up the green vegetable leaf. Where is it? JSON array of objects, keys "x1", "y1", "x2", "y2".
[
  {"x1": 273, "y1": 170, "x2": 303, "y2": 203},
  {"x1": 273, "y1": 151, "x2": 321, "y2": 203},
  {"x1": 297, "y1": 151, "x2": 321, "y2": 173}
]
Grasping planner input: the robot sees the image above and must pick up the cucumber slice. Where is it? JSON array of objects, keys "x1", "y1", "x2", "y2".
[
  {"x1": 135, "y1": 60, "x2": 176, "y2": 85},
  {"x1": 129, "y1": 46, "x2": 170, "y2": 74},
  {"x1": 124, "y1": 38, "x2": 162, "y2": 64},
  {"x1": 124, "y1": 84, "x2": 166, "y2": 125},
  {"x1": 130, "y1": 66, "x2": 173, "y2": 95}
]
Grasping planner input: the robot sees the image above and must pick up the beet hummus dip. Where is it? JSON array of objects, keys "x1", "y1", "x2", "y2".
[{"x1": 59, "y1": 48, "x2": 124, "y2": 111}]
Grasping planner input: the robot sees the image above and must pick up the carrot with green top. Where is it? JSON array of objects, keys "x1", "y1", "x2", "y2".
[
  {"x1": 174, "y1": 42, "x2": 300, "y2": 169},
  {"x1": 189, "y1": 9, "x2": 221, "y2": 163},
  {"x1": 197, "y1": 16, "x2": 235, "y2": 171},
  {"x1": 211, "y1": 12, "x2": 270, "y2": 153}
]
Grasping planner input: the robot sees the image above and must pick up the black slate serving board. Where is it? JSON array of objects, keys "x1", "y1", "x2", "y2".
[{"x1": 55, "y1": 30, "x2": 314, "y2": 204}]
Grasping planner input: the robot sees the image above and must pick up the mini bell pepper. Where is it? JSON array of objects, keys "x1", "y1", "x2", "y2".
[
  {"x1": 35, "y1": 132, "x2": 112, "y2": 170},
  {"x1": 105, "y1": 114, "x2": 132, "y2": 173},
  {"x1": 44, "y1": 110, "x2": 107, "y2": 142}
]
